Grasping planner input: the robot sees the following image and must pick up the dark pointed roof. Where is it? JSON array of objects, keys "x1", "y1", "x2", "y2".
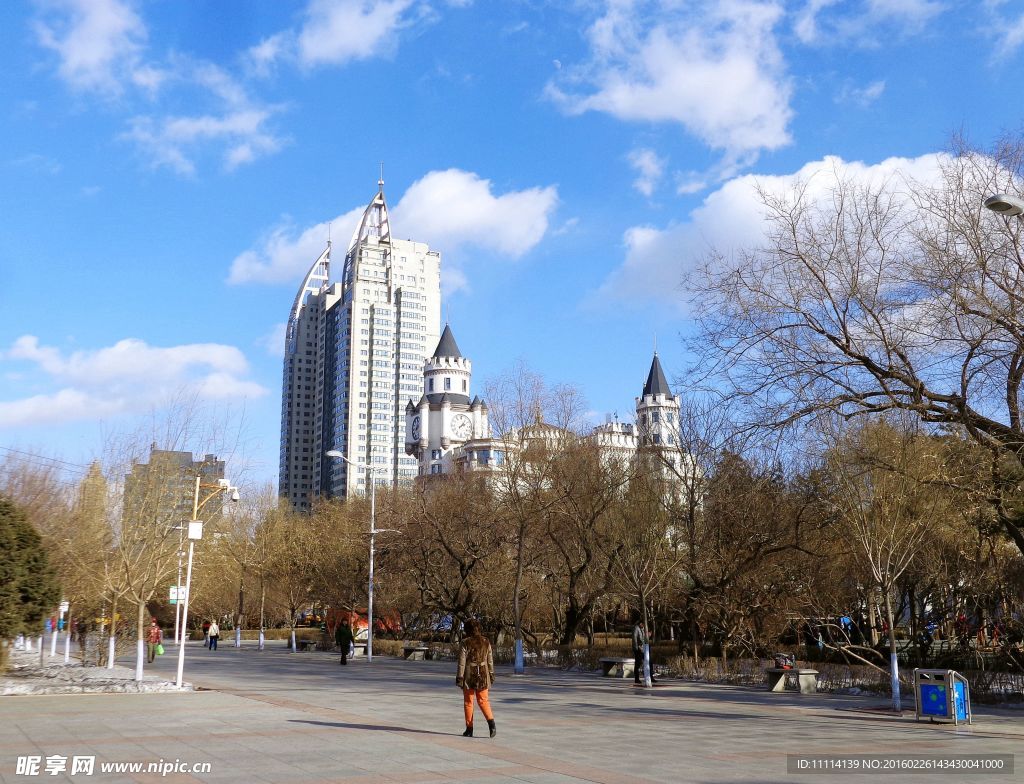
[
  {"x1": 432, "y1": 324, "x2": 463, "y2": 359},
  {"x1": 643, "y1": 353, "x2": 671, "y2": 397},
  {"x1": 405, "y1": 399, "x2": 416, "y2": 412}
]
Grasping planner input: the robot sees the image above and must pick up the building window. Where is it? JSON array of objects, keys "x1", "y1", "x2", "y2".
[
  {"x1": 431, "y1": 449, "x2": 441, "y2": 459},
  {"x1": 462, "y1": 379, "x2": 467, "y2": 392},
  {"x1": 428, "y1": 379, "x2": 434, "y2": 391},
  {"x1": 652, "y1": 411, "x2": 660, "y2": 423},
  {"x1": 431, "y1": 465, "x2": 441, "y2": 474},
  {"x1": 653, "y1": 434, "x2": 662, "y2": 444},
  {"x1": 444, "y1": 377, "x2": 451, "y2": 390}
]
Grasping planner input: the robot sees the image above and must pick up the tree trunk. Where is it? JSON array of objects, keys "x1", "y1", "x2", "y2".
[
  {"x1": 512, "y1": 530, "x2": 525, "y2": 674},
  {"x1": 236, "y1": 575, "x2": 245, "y2": 648},
  {"x1": 135, "y1": 598, "x2": 146, "y2": 682},
  {"x1": 258, "y1": 581, "x2": 266, "y2": 651},
  {"x1": 868, "y1": 593, "x2": 880, "y2": 646},
  {"x1": 106, "y1": 595, "x2": 118, "y2": 669},
  {"x1": 884, "y1": 588, "x2": 902, "y2": 712}
]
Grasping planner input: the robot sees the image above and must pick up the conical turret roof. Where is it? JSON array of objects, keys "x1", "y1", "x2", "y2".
[
  {"x1": 432, "y1": 324, "x2": 463, "y2": 359},
  {"x1": 642, "y1": 353, "x2": 671, "y2": 397}
]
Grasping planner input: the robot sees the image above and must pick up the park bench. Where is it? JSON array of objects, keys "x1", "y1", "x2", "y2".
[
  {"x1": 295, "y1": 639, "x2": 317, "y2": 652},
  {"x1": 599, "y1": 657, "x2": 635, "y2": 678},
  {"x1": 766, "y1": 667, "x2": 818, "y2": 694},
  {"x1": 402, "y1": 645, "x2": 430, "y2": 661}
]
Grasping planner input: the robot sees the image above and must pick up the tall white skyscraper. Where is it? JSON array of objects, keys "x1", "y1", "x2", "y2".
[{"x1": 280, "y1": 180, "x2": 441, "y2": 509}]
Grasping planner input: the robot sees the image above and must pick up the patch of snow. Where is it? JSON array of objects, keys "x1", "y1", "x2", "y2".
[{"x1": 1, "y1": 650, "x2": 190, "y2": 695}]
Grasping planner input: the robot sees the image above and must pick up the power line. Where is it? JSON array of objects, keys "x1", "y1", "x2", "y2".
[{"x1": 0, "y1": 446, "x2": 92, "y2": 475}]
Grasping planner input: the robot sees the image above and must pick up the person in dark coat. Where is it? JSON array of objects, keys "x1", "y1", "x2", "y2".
[
  {"x1": 335, "y1": 618, "x2": 355, "y2": 665},
  {"x1": 632, "y1": 614, "x2": 656, "y2": 684}
]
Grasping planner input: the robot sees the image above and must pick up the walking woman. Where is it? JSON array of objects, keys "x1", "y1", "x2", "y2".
[{"x1": 456, "y1": 619, "x2": 496, "y2": 738}]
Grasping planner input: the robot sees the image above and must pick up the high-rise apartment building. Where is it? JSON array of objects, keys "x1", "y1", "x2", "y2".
[
  {"x1": 124, "y1": 446, "x2": 226, "y2": 523},
  {"x1": 280, "y1": 180, "x2": 441, "y2": 509}
]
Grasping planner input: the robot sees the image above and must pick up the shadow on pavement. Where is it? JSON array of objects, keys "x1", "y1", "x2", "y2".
[{"x1": 287, "y1": 718, "x2": 450, "y2": 736}]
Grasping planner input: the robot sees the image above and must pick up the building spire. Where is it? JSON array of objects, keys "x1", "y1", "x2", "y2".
[
  {"x1": 642, "y1": 353, "x2": 671, "y2": 397},
  {"x1": 432, "y1": 324, "x2": 463, "y2": 359},
  {"x1": 378, "y1": 161, "x2": 384, "y2": 193}
]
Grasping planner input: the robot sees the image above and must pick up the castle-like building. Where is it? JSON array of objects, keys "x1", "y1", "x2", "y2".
[
  {"x1": 280, "y1": 179, "x2": 680, "y2": 510},
  {"x1": 403, "y1": 324, "x2": 681, "y2": 477}
]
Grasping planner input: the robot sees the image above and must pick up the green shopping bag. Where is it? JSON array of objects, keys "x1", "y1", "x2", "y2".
[{"x1": 156, "y1": 643, "x2": 165, "y2": 655}]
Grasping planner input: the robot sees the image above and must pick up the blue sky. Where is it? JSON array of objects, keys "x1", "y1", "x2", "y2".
[{"x1": 3, "y1": 0, "x2": 1024, "y2": 487}]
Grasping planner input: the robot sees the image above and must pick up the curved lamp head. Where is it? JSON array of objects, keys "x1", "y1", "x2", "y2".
[
  {"x1": 229, "y1": 489, "x2": 240, "y2": 503},
  {"x1": 983, "y1": 194, "x2": 1024, "y2": 217}
]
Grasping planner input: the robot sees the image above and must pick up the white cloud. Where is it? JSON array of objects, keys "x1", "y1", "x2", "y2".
[
  {"x1": 0, "y1": 336, "x2": 267, "y2": 428},
  {"x1": 547, "y1": 1, "x2": 793, "y2": 166},
  {"x1": 228, "y1": 207, "x2": 363, "y2": 285},
  {"x1": 33, "y1": 0, "x2": 159, "y2": 94},
  {"x1": 229, "y1": 169, "x2": 559, "y2": 285},
  {"x1": 392, "y1": 169, "x2": 558, "y2": 257},
  {"x1": 590, "y1": 152, "x2": 947, "y2": 311},
  {"x1": 982, "y1": 1, "x2": 1024, "y2": 59},
  {"x1": 122, "y1": 63, "x2": 286, "y2": 175},
  {"x1": 34, "y1": 3, "x2": 282, "y2": 175},
  {"x1": 627, "y1": 148, "x2": 665, "y2": 196},
  {"x1": 8, "y1": 154, "x2": 62, "y2": 175},
  {"x1": 835, "y1": 79, "x2": 886, "y2": 107},
  {"x1": 246, "y1": 0, "x2": 419, "y2": 71},
  {"x1": 795, "y1": 0, "x2": 944, "y2": 45},
  {"x1": 298, "y1": 0, "x2": 414, "y2": 67},
  {"x1": 258, "y1": 323, "x2": 288, "y2": 358}
]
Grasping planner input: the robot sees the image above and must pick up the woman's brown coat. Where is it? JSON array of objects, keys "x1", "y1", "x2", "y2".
[{"x1": 456, "y1": 636, "x2": 495, "y2": 690}]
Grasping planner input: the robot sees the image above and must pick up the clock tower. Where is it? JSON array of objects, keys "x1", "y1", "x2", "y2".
[{"x1": 404, "y1": 324, "x2": 490, "y2": 476}]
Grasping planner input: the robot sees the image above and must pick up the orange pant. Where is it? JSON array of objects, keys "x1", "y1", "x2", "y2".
[{"x1": 462, "y1": 687, "x2": 493, "y2": 725}]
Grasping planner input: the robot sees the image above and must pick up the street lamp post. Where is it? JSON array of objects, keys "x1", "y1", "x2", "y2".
[
  {"x1": 175, "y1": 475, "x2": 239, "y2": 689},
  {"x1": 325, "y1": 450, "x2": 380, "y2": 663},
  {"x1": 173, "y1": 524, "x2": 184, "y2": 644},
  {"x1": 983, "y1": 194, "x2": 1024, "y2": 216}
]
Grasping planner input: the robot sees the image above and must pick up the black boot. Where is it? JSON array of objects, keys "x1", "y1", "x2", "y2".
[
  {"x1": 462, "y1": 724, "x2": 473, "y2": 737},
  {"x1": 487, "y1": 719, "x2": 496, "y2": 738}
]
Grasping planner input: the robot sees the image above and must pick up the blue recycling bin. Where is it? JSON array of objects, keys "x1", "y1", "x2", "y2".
[{"x1": 914, "y1": 669, "x2": 971, "y2": 725}]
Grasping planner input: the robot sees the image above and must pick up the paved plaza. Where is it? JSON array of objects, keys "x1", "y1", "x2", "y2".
[{"x1": 2, "y1": 642, "x2": 1021, "y2": 783}]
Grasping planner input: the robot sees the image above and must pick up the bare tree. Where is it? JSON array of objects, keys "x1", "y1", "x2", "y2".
[
  {"x1": 692, "y1": 137, "x2": 1024, "y2": 555},
  {"x1": 821, "y1": 418, "x2": 950, "y2": 711},
  {"x1": 399, "y1": 476, "x2": 506, "y2": 626},
  {"x1": 485, "y1": 361, "x2": 587, "y2": 667}
]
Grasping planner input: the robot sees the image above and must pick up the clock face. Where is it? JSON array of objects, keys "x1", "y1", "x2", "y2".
[
  {"x1": 451, "y1": 413, "x2": 472, "y2": 440},
  {"x1": 411, "y1": 415, "x2": 421, "y2": 440}
]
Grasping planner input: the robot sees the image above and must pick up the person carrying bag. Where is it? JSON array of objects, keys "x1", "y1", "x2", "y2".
[{"x1": 455, "y1": 619, "x2": 497, "y2": 738}]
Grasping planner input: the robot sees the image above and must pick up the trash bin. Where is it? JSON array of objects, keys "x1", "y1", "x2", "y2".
[{"x1": 914, "y1": 669, "x2": 972, "y2": 725}]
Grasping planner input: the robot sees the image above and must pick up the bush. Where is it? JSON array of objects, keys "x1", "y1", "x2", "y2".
[{"x1": 0, "y1": 496, "x2": 60, "y2": 671}]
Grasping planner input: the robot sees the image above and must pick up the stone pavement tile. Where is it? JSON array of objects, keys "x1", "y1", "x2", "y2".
[{"x1": 5, "y1": 646, "x2": 1022, "y2": 784}]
